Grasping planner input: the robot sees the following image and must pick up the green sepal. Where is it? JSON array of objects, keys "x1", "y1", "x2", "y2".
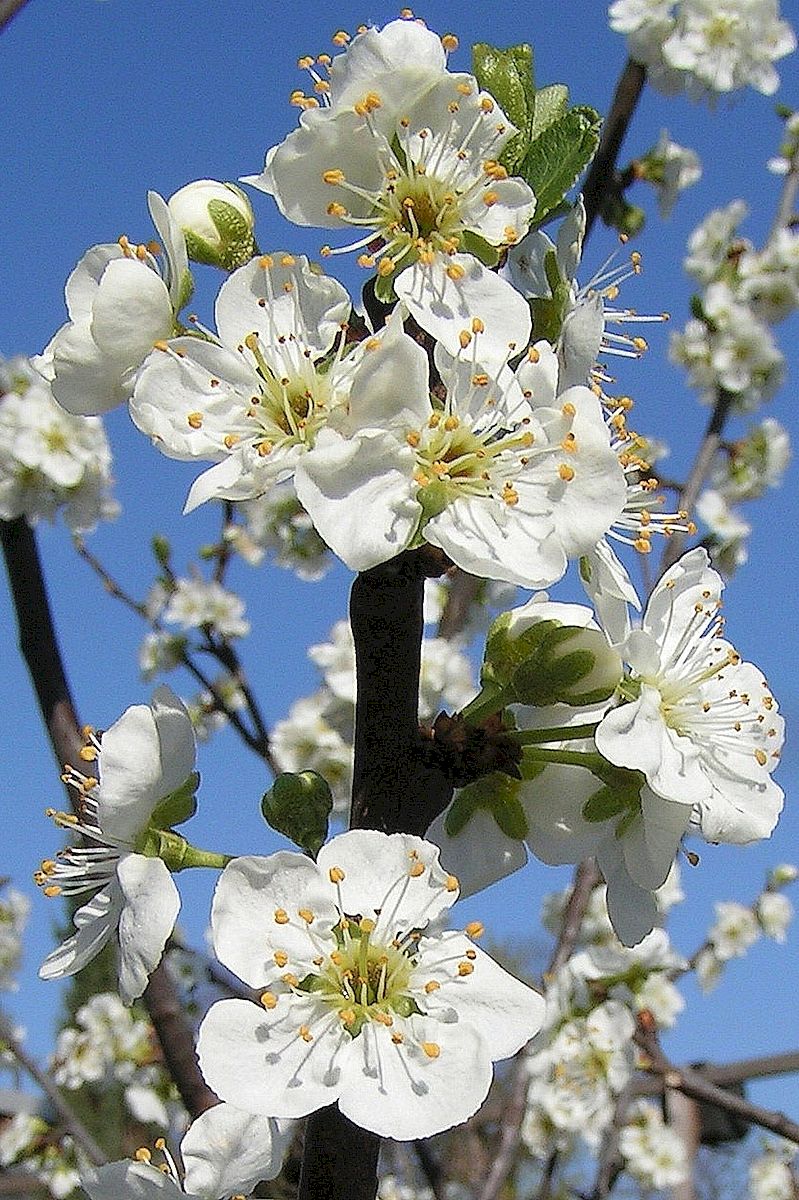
[
  {"x1": 137, "y1": 828, "x2": 190, "y2": 869},
  {"x1": 151, "y1": 534, "x2": 172, "y2": 569},
  {"x1": 472, "y1": 42, "x2": 535, "y2": 176},
  {"x1": 690, "y1": 294, "x2": 706, "y2": 321},
  {"x1": 373, "y1": 270, "x2": 397, "y2": 304},
  {"x1": 520, "y1": 105, "x2": 602, "y2": 225},
  {"x1": 416, "y1": 479, "x2": 451, "y2": 524},
  {"x1": 518, "y1": 752, "x2": 547, "y2": 782},
  {"x1": 149, "y1": 772, "x2": 200, "y2": 831},
  {"x1": 460, "y1": 229, "x2": 501, "y2": 267},
  {"x1": 297, "y1": 973, "x2": 330, "y2": 994},
  {"x1": 579, "y1": 554, "x2": 593, "y2": 584},
  {"x1": 601, "y1": 194, "x2": 646, "y2": 238},
  {"x1": 530, "y1": 295, "x2": 564, "y2": 344},
  {"x1": 581, "y1": 784, "x2": 632, "y2": 822},
  {"x1": 175, "y1": 268, "x2": 194, "y2": 315},
  {"x1": 482, "y1": 611, "x2": 560, "y2": 689},
  {"x1": 445, "y1": 772, "x2": 528, "y2": 841},
  {"x1": 207, "y1": 198, "x2": 258, "y2": 270},
  {"x1": 261, "y1": 770, "x2": 333, "y2": 858}
]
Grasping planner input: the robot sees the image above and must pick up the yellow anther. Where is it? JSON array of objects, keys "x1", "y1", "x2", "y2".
[
  {"x1": 260, "y1": 991, "x2": 278, "y2": 1009},
  {"x1": 299, "y1": 1025, "x2": 314, "y2": 1042},
  {"x1": 392, "y1": 1031, "x2": 404, "y2": 1044},
  {"x1": 634, "y1": 537, "x2": 652, "y2": 553},
  {"x1": 755, "y1": 749, "x2": 768, "y2": 766},
  {"x1": 406, "y1": 430, "x2": 421, "y2": 447},
  {"x1": 422, "y1": 1042, "x2": 441, "y2": 1058},
  {"x1": 332, "y1": 30, "x2": 350, "y2": 45},
  {"x1": 457, "y1": 961, "x2": 474, "y2": 976},
  {"x1": 459, "y1": 330, "x2": 472, "y2": 349},
  {"x1": 282, "y1": 972, "x2": 299, "y2": 987},
  {"x1": 465, "y1": 920, "x2": 484, "y2": 939},
  {"x1": 377, "y1": 257, "x2": 396, "y2": 277},
  {"x1": 283, "y1": 282, "x2": 294, "y2": 293},
  {"x1": 504, "y1": 228, "x2": 519, "y2": 243},
  {"x1": 257, "y1": 441, "x2": 273, "y2": 457},
  {"x1": 502, "y1": 483, "x2": 519, "y2": 506},
  {"x1": 357, "y1": 253, "x2": 376, "y2": 268},
  {"x1": 633, "y1": 336, "x2": 648, "y2": 351},
  {"x1": 330, "y1": 950, "x2": 343, "y2": 965},
  {"x1": 297, "y1": 55, "x2": 315, "y2": 69},
  {"x1": 340, "y1": 1008, "x2": 356, "y2": 1025},
  {"x1": 135, "y1": 1148, "x2": 152, "y2": 1164},
  {"x1": 322, "y1": 169, "x2": 346, "y2": 185},
  {"x1": 472, "y1": 373, "x2": 489, "y2": 386},
  {"x1": 373, "y1": 1011, "x2": 393, "y2": 1026},
  {"x1": 274, "y1": 908, "x2": 290, "y2": 924},
  {"x1": 409, "y1": 861, "x2": 425, "y2": 878},
  {"x1": 471, "y1": 318, "x2": 485, "y2": 334},
  {"x1": 365, "y1": 337, "x2": 382, "y2": 351},
  {"x1": 244, "y1": 332, "x2": 260, "y2": 352},
  {"x1": 326, "y1": 201, "x2": 348, "y2": 218},
  {"x1": 400, "y1": 7, "x2": 414, "y2": 16},
  {"x1": 558, "y1": 464, "x2": 575, "y2": 482},
  {"x1": 258, "y1": 255, "x2": 274, "y2": 270},
  {"x1": 414, "y1": 470, "x2": 431, "y2": 486},
  {"x1": 360, "y1": 918, "x2": 375, "y2": 934},
  {"x1": 428, "y1": 412, "x2": 441, "y2": 428},
  {"x1": 223, "y1": 434, "x2": 240, "y2": 449},
  {"x1": 425, "y1": 979, "x2": 441, "y2": 993},
  {"x1": 43, "y1": 885, "x2": 62, "y2": 897},
  {"x1": 298, "y1": 908, "x2": 314, "y2": 924},
  {"x1": 520, "y1": 431, "x2": 534, "y2": 447},
  {"x1": 483, "y1": 190, "x2": 499, "y2": 207},
  {"x1": 446, "y1": 263, "x2": 466, "y2": 281},
  {"x1": 314, "y1": 79, "x2": 330, "y2": 93},
  {"x1": 441, "y1": 32, "x2": 459, "y2": 51},
  {"x1": 187, "y1": 412, "x2": 203, "y2": 429},
  {"x1": 289, "y1": 88, "x2": 306, "y2": 104},
  {"x1": 152, "y1": 339, "x2": 170, "y2": 354},
  {"x1": 443, "y1": 415, "x2": 459, "y2": 431},
  {"x1": 561, "y1": 402, "x2": 576, "y2": 417},
  {"x1": 561, "y1": 433, "x2": 577, "y2": 452},
  {"x1": 79, "y1": 745, "x2": 97, "y2": 762},
  {"x1": 465, "y1": 948, "x2": 477, "y2": 960},
  {"x1": 446, "y1": 874, "x2": 459, "y2": 892}
]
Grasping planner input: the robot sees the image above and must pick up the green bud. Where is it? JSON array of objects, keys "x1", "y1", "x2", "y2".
[
  {"x1": 444, "y1": 772, "x2": 528, "y2": 841},
  {"x1": 151, "y1": 534, "x2": 171, "y2": 569},
  {"x1": 168, "y1": 180, "x2": 257, "y2": 272},
  {"x1": 512, "y1": 625, "x2": 623, "y2": 707},
  {"x1": 149, "y1": 771, "x2": 200, "y2": 830},
  {"x1": 261, "y1": 771, "x2": 333, "y2": 858}
]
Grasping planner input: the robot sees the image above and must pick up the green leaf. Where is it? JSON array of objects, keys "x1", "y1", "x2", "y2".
[
  {"x1": 149, "y1": 772, "x2": 200, "y2": 830},
  {"x1": 460, "y1": 229, "x2": 501, "y2": 267},
  {"x1": 261, "y1": 771, "x2": 333, "y2": 858},
  {"x1": 520, "y1": 106, "x2": 602, "y2": 224},
  {"x1": 472, "y1": 42, "x2": 535, "y2": 176},
  {"x1": 581, "y1": 784, "x2": 631, "y2": 822},
  {"x1": 530, "y1": 83, "x2": 569, "y2": 140},
  {"x1": 444, "y1": 772, "x2": 528, "y2": 841}
]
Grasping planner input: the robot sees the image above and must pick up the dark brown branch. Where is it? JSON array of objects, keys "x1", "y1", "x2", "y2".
[
  {"x1": 298, "y1": 1107, "x2": 380, "y2": 1200},
  {"x1": 582, "y1": 59, "x2": 647, "y2": 238},
  {"x1": 0, "y1": 517, "x2": 218, "y2": 1120},
  {"x1": 0, "y1": 1015, "x2": 105, "y2": 1165},
  {"x1": 0, "y1": 0, "x2": 29, "y2": 35},
  {"x1": 635, "y1": 1026, "x2": 799, "y2": 1144}
]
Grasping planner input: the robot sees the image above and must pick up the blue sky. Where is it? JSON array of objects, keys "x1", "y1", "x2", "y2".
[{"x1": 1, "y1": 0, "x2": 799, "y2": 1127}]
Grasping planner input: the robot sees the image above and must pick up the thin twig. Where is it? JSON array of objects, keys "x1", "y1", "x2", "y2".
[
  {"x1": 635, "y1": 1025, "x2": 799, "y2": 1144},
  {"x1": 582, "y1": 59, "x2": 647, "y2": 237},
  {"x1": 0, "y1": 1014, "x2": 106, "y2": 1166}
]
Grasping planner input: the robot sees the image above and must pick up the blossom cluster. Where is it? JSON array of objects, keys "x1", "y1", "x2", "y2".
[{"x1": 608, "y1": 0, "x2": 796, "y2": 99}]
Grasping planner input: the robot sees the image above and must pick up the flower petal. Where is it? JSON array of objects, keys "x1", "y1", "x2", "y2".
[
  {"x1": 116, "y1": 854, "x2": 181, "y2": 1003},
  {"x1": 39, "y1": 885, "x2": 120, "y2": 982},
  {"x1": 181, "y1": 1103, "x2": 291, "y2": 1197}
]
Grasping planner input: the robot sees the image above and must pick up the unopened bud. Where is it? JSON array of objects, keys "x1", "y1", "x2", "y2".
[{"x1": 168, "y1": 179, "x2": 257, "y2": 271}]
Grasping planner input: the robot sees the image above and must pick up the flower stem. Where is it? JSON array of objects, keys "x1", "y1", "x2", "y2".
[{"x1": 510, "y1": 722, "x2": 600, "y2": 745}]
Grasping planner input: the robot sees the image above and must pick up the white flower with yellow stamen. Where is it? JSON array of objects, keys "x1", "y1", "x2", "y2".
[
  {"x1": 35, "y1": 192, "x2": 190, "y2": 416},
  {"x1": 82, "y1": 1104, "x2": 291, "y2": 1200},
  {"x1": 196, "y1": 830, "x2": 543, "y2": 1140},
  {"x1": 244, "y1": 21, "x2": 535, "y2": 364},
  {"x1": 130, "y1": 252, "x2": 373, "y2": 511},
  {"x1": 36, "y1": 687, "x2": 196, "y2": 1004},
  {"x1": 596, "y1": 546, "x2": 784, "y2": 841},
  {"x1": 295, "y1": 312, "x2": 626, "y2": 587}
]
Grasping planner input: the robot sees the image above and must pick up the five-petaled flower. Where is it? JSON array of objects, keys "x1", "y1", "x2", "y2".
[{"x1": 197, "y1": 829, "x2": 544, "y2": 1139}]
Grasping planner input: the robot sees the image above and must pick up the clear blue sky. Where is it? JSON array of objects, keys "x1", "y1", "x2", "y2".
[{"x1": 2, "y1": 0, "x2": 799, "y2": 1124}]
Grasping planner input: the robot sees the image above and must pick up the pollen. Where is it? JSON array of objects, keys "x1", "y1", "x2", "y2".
[
  {"x1": 357, "y1": 253, "x2": 376, "y2": 268},
  {"x1": 406, "y1": 431, "x2": 421, "y2": 447},
  {"x1": 274, "y1": 909, "x2": 290, "y2": 924},
  {"x1": 471, "y1": 318, "x2": 485, "y2": 334},
  {"x1": 561, "y1": 401, "x2": 576, "y2": 417},
  {"x1": 465, "y1": 920, "x2": 484, "y2": 938},
  {"x1": 322, "y1": 169, "x2": 346, "y2": 185},
  {"x1": 446, "y1": 262, "x2": 466, "y2": 281},
  {"x1": 332, "y1": 30, "x2": 350, "y2": 45},
  {"x1": 558, "y1": 464, "x2": 575, "y2": 482},
  {"x1": 135, "y1": 1148, "x2": 152, "y2": 1164},
  {"x1": 425, "y1": 980, "x2": 441, "y2": 993},
  {"x1": 298, "y1": 908, "x2": 315, "y2": 924},
  {"x1": 483, "y1": 190, "x2": 499, "y2": 207},
  {"x1": 445, "y1": 874, "x2": 459, "y2": 892},
  {"x1": 472, "y1": 373, "x2": 489, "y2": 387},
  {"x1": 299, "y1": 1025, "x2": 314, "y2": 1042},
  {"x1": 365, "y1": 337, "x2": 382, "y2": 351},
  {"x1": 257, "y1": 441, "x2": 273, "y2": 457},
  {"x1": 422, "y1": 1042, "x2": 441, "y2": 1058},
  {"x1": 377, "y1": 256, "x2": 396, "y2": 277},
  {"x1": 360, "y1": 917, "x2": 376, "y2": 934},
  {"x1": 634, "y1": 536, "x2": 652, "y2": 553},
  {"x1": 441, "y1": 32, "x2": 459, "y2": 50},
  {"x1": 153, "y1": 339, "x2": 170, "y2": 353},
  {"x1": 260, "y1": 991, "x2": 278, "y2": 1009},
  {"x1": 79, "y1": 745, "x2": 97, "y2": 761},
  {"x1": 444, "y1": 415, "x2": 460, "y2": 431},
  {"x1": 223, "y1": 434, "x2": 240, "y2": 449},
  {"x1": 326, "y1": 201, "x2": 348, "y2": 218},
  {"x1": 755, "y1": 749, "x2": 768, "y2": 766},
  {"x1": 480, "y1": 96, "x2": 494, "y2": 111},
  {"x1": 282, "y1": 973, "x2": 299, "y2": 987},
  {"x1": 392, "y1": 1031, "x2": 404, "y2": 1044},
  {"x1": 187, "y1": 412, "x2": 203, "y2": 429},
  {"x1": 458, "y1": 961, "x2": 475, "y2": 976},
  {"x1": 502, "y1": 483, "x2": 519, "y2": 506},
  {"x1": 409, "y1": 861, "x2": 425, "y2": 878},
  {"x1": 459, "y1": 330, "x2": 472, "y2": 349}
]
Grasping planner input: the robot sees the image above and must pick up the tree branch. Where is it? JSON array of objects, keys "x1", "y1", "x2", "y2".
[
  {"x1": 582, "y1": 59, "x2": 647, "y2": 238},
  {"x1": 0, "y1": 0, "x2": 29, "y2": 35}
]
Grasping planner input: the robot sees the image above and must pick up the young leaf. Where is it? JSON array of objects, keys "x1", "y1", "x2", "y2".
[
  {"x1": 521, "y1": 105, "x2": 602, "y2": 224},
  {"x1": 472, "y1": 42, "x2": 535, "y2": 176}
]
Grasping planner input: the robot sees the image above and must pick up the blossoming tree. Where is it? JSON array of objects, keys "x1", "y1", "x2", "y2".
[{"x1": 1, "y1": 4, "x2": 798, "y2": 1200}]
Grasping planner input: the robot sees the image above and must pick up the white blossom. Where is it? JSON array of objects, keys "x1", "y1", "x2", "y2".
[
  {"x1": 708, "y1": 899, "x2": 761, "y2": 959},
  {"x1": 197, "y1": 831, "x2": 544, "y2": 1139},
  {"x1": 37, "y1": 688, "x2": 196, "y2": 1003},
  {"x1": 231, "y1": 483, "x2": 332, "y2": 579},
  {"x1": 0, "y1": 359, "x2": 118, "y2": 532},
  {"x1": 695, "y1": 488, "x2": 751, "y2": 573},
  {"x1": 163, "y1": 578, "x2": 250, "y2": 639},
  {"x1": 618, "y1": 1100, "x2": 688, "y2": 1188},
  {"x1": 0, "y1": 884, "x2": 30, "y2": 992},
  {"x1": 756, "y1": 891, "x2": 793, "y2": 941},
  {"x1": 646, "y1": 129, "x2": 702, "y2": 217},
  {"x1": 710, "y1": 417, "x2": 791, "y2": 501},
  {"x1": 750, "y1": 1142, "x2": 798, "y2": 1200}
]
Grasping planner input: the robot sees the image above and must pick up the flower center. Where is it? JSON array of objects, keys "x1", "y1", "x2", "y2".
[{"x1": 243, "y1": 331, "x2": 337, "y2": 453}]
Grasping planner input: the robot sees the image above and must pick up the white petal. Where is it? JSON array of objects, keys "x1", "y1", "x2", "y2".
[
  {"x1": 316, "y1": 830, "x2": 457, "y2": 937},
  {"x1": 597, "y1": 837, "x2": 659, "y2": 947},
  {"x1": 216, "y1": 254, "x2": 351, "y2": 356},
  {"x1": 395, "y1": 255, "x2": 531, "y2": 369},
  {"x1": 345, "y1": 309, "x2": 431, "y2": 431},
  {"x1": 522, "y1": 763, "x2": 607, "y2": 865},
  {"x1": 82, "y1": 1160, "x2": 183, "y2": 1200},
  {"x1": 294, "y1": 428, "x2": 420, "y2": 571},
  {"x1": 39, "y1": 885, "x2": 120, "y2": 981},
  {"x1": 181, "y1": 1103, "x2": 290, "y2": 1197},
  {"x1": 620, "y1": 789, "x2": 691, "y2": 891},
  {"x1": 211, "y1": 854, "x2": 337, "y2": 988},
  {"x1": 147, "y1": 190, "x2": 190, "y2": 311},
  {"x1": 116, "y1": 855, "x2": 181, "y2": 1003},
  {"x1": 197, "y1": 996, "x2": 349, "y2": 1118},
  {"x1": 49, "y1": 320, "x2": 130, "y2": 415},
  {"x1": 415, "y1": 931, "x2": 545, "y2": 1058},
  {"x1": 63, "y1": 244, "x2": 125, "y2": 322},
  {"x1": 90, "y1": 258, "x2": 173, "y2": 365},
  {"x1": 425, "y1": 806, "x2": 527, "y2": 900},
  {"x1": 337, "y1": 1017, "x2": 493, "y2": 1139},
  {"x1": 328, "y1": 19, "x2": 447, "y2": 118}
]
